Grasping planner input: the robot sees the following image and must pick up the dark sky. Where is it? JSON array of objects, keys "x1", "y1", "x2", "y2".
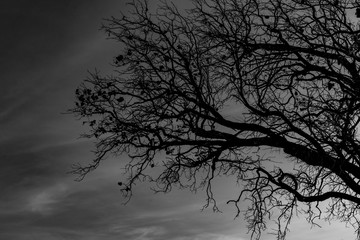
[{"x1": 0, "y1": 1, "x2": 357, "y2": 240}]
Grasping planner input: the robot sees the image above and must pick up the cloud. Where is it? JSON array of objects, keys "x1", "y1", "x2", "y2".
[
  {"x1": 127, "y1": 226, "x2": 167, "y2": 240},
  {"x1": 172, "y1": 233, "x2": 247, "y2": 240},
  {"x1": 26, "y1": 183, "x2": 69, "y2": 215},
  {"x1": 112, "y1": 226, "x2": 247, "y2": 240},
  {"x1": 0, "y1": 124, "x2": 248, "y2": 239}
]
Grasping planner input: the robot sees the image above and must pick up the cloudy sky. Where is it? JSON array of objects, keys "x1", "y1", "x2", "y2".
[{"x1": 0, "y1": 1, "x2": 358, "y2": 239}]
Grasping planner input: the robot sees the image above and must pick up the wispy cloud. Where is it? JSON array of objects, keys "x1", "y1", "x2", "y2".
[
  {"x1": 127, "y1": 226, "x2": 167, "y2": 240},
  {"x1": 172, "y1": 233, "x2": 248, "y2": 240},
  {"x1": 26, "y1": 183, "x2": 69, "y2": 215}
]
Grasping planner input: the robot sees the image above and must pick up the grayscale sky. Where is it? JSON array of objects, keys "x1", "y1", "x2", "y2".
[{"x1": 0, "y1": 1, "x2": 358, "y2": 239}]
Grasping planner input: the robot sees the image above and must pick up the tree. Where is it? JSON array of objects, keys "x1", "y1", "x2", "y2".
[{"x1": 70, "y1": 0, "x2": 360, "y2": 239}]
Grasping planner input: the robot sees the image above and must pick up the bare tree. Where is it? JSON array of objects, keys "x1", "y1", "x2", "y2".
[{"x1": 70, "y1": 0, "x2": 360, "y2": 239}]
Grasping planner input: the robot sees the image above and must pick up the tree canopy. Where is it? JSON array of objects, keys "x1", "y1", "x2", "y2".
[{"x1": 70, "y1": 0, "x2": 360, "y2": 238}]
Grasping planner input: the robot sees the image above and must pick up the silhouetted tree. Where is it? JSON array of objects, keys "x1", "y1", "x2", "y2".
[{"x1": 70, "y1": 0, "x2": 360, "y2": 239}]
